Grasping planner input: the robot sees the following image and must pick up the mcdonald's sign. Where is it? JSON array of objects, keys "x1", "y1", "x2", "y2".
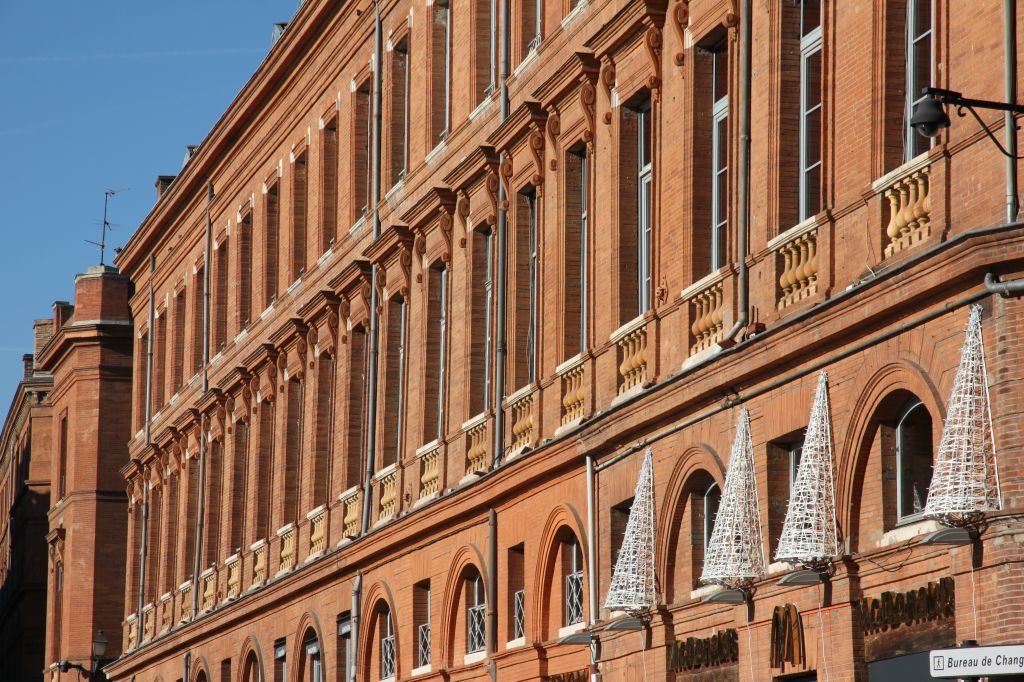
[{"x1": 770, "y1": 603, "x2": 805, "y2": 668}]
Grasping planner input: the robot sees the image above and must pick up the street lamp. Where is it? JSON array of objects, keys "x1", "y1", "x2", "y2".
[
  {"x1": 57, "y1": 630, "x2": 109, "y2": 680},
  {"x1": 910, "y1": 87, "x2": 1024, "y2": 158}
]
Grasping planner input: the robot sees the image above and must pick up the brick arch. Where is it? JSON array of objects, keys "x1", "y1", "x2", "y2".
[
  {"x1": 439, "y1": 543, "x2": 487, "y2": 666},
  {"x1": 190, "y1": 655, "x2": 211, "y2": 682},
  {"x1": 531, "y1": 504, "x2": 589, "y2": 640},
  {"x1": 657, "y1": 445, "x2": 724, "y2": 604},
  {"x1": 292, "y1": 609, "x2": 327, "y2": 682},
  {"x1": 837, "y1": 360, "x2": 945, "y2": 550},
  {"x1": 237, "y1": 634, "x2": 266, "y2": 682},
  {"x1": 360, "y1": 581, "x2": 399, "y2": 682}
]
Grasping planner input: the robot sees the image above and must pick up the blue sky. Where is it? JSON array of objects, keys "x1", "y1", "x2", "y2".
[{"x1": 0, "y1": 2, "x2": 297, "y2": 410}]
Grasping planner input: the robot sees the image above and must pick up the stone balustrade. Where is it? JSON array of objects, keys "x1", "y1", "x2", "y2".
[
  {"x1": 159, "y1": 592, "x2": 172, "y2": 635},
  {"x1": 558, "y1": 359, "x2": 586, "y2": 425},
  {"x1": 178, "y1": 581, "x2": 193, "y2": 623},
  {"x1": 340, "y1": 490, "x2": 360, "y2": 539},
  {"x1": 614, "y1": 319, "x2": 648, "y2": 395},
  {"x1": 225, "y1": 556, "x2": 241, "y2": 600},
  {"x1": 142, "y1": 602, "x2": 155, "y2": 642},
  {"x1": 201, "y1": 568, "x2": 217, "y2": 612},
  {"x1": 882, "y1": 163, "x2": 931, "y2": 258},
  {"x1": 377, "y1": 468, "x2": 398, "y2": 521},
  {"x1": 251, "y1": 540, "x2": 268, "y2": 587},
  {"x1": 509, "y1": 390, "x2": 534, "y2": 453},
  {"x1": 418, "y1": 443, "x2": 440, "y2": 499},
  {"x1": 278, "y1": 525, "x2": 296, "y2": 574},
  {"x1": 125, "y1": 614, "x2": 137, "y2": 651},
  {"x1": 686, "y1": 279, "x2": 724, "y2": 356},
  {"x1": 465, "y1": 419, "x2": 489, "y2": 476},
  {"x1": 308, "y1": 508, "x2": 327, "y2": 559},
  {"x1": 773, "y1": 222, "x2": 819, "y2": 310}
]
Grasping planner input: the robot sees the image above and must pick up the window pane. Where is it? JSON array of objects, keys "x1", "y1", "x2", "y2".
[
  {"x1": 803, "y1": 165, "x2": 821, "y2": 218},
  {"x1": 716, "y1": 169, "x2": 728, "y2": 225},
  {"x1": 716, "y1": 117, "x2": 729, "y2": 170},
  {"x1": 802, "y1": 0, "x2": 821, "y2": 37},
  {"x1": 915, "y1": 0, "x2": 931, "y2": 41},
  {"x1": 804, "y1": 51, "x2": 822, "y2": 112},
  {"x1": 713, "y1": 48, "x2": 728, "y2": 103},
  {"x1": 914, "y1": 38, "x2": 931, "y2": 97},
  {"x1": 804, "y1": 108, "x2": 821, "y2": 168},
  {"x1": 899, "y1": 404, "x2": 933, "y2": 518}
]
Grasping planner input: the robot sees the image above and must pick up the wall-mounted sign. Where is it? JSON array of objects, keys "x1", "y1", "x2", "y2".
[
  {"x1": 770, "y1": 604, "x2": 805, "y2": 668},
  {"x1": 930, "y1": 644, "x2": 1024, "y2": 678},
  {"x1": 667, "y1": 629, "x2": 739, "y2": 672},
  {"x1": 544, "y1": 669, "x2": 589, "y2": 682},
  {"x1": 858, "y1": 577, "x2": 955, "y2": 635}
]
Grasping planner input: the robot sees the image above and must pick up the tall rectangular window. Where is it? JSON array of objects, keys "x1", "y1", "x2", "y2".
[
  {"x1": 184, "y1": 459, "x2": 199, "y2": 582},
  {"x1": 799, "y1": 0, "x2": 823, "y2": 222},
  {"x1": 430, "y1": 0, "x2": 452, "y2": 144},
  {"x1": 137, "y1": 330, "x2": 149, "y2": 430},
  {"x1": 414, "y1": 581, "x2": 431, "y2": 668},
  {"x1": 354, "y1": 83, "x2": 373, "y2": 219},
  {"x1": 254, "y1": 401, "x2": 274, "y2": 540},
  {"x1": 710, "y1": 44, "x2": 729, "y2": 270},
  {"x1": 172, "y1": 288, "x2": 186, "y2": 391},
  {"x1": 382, "y1": 298, "x2": 407, "y2": 465},
  {"x1": 337, "y1": 613, "x2": 353, "y2": 682},
  {"x1": 512, "y1": 189, "x2": 538, "y2": 389},
  {"x1": 508, "y1": 544, "x2": 525, "y2": 641},
  {"x1": 265, "y1": 184, "x2": 280, "y2": 307},
  {"x1": 312, "y1": 353, "x2": 334, "y2": 506},
  {"x1": 153, "y1": 310, "x2": 167, "y2": 412},
  {"x1": 274, "y1": 639, "x2": 287, "y2": 682},
  {"x1": 469, "y1": 230, "x2": 495, "y2": 414},
  {"x1": 636, "y1": 100, "x2": 653, "y2": 312},
  {"x1": 389, "y1": 40, "x2": 410, "y2": 186},
  {"x1": 229, "y1": 421, "x2": 249, "y2": 553},
  {"x1": 467, "y1": 572, "x2": 486, "y2": 653},
  {"x1": 284, "y1": 378, "x2": 303, "y2": 523},
  {"x1": 238, "y1": 213, "x2": 252, "y2": 329},
  {"x1": 321, "y1": 119, "x2": 339, "y2": 250},
  {"x1": 564, "y1": 147, "x2": 587, "y2": 357},
  {"x1": 562, "y1": 538, "x2": 584, "y2": 626},
  {"x1": 58, "y1": 416, "x2": 68, "y2": 498},
  {"x1": 424, "y1": 266, "x2": 448, "y2": 442},
  {"x1": 474, "y1": 0, "x2": 497, "y2": 102},
  {"x1": 345, "y1": 327, "x2": 368, "y2": 489},
  {"x1": 193, "y1": 265, "x2": 206, "y2": 373},
  {"x1": 214, "y1": 239, "x2": 229, "y2": 352},
  {"x1": 519, "y1": 0, "x2": 542, "y2": 62},
  {"x1": 292, "y1": 151, "x2": 308, "y2": 282},
  {"x1": 905, "y1": 0, "x2": 932, "y2": 162},
  {"x1": 203, "y1": 441, "x2": 223, "y2": 567}
]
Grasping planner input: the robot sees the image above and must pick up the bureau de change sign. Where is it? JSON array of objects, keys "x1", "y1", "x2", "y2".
[{"x1": 930, "y1": 644, "x2": 1024, "y2": 678}]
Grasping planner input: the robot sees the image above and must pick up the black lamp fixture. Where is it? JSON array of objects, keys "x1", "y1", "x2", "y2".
[
  {"x1": 910, "y1": 87, "x2": 1024, "y2": 158},
  {"x1": 57, "y1": 630, "x2": 109, "y2": 680}
]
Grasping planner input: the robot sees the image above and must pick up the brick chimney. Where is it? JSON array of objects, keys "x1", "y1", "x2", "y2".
[
  {"x1": 53, "y1": 301, "x2": 74, "y2": 329},
  {"x1": 22, "y1": 354, "x2": 33, "y2": 379},
  {"x1": 155, "y1": 175, "x2": 176, "y2": 200},
  {"x1": 32, "y1": 318, "x2": 54, "y2": 370},
  {"x1": 72, "y1": 265, "x2": 132, "y2": 324}
]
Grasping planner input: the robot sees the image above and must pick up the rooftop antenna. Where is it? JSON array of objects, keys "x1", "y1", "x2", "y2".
[{"x1": 86, "y1": 188, "x2": 128, "y2": 265}]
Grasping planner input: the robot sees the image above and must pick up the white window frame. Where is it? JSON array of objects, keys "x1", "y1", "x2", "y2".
[
  {"x1": 397, "y1": 41, "x2": 410, "y2": 180},
  {"x1": 526, "y1": 190, "x2": 538, "y2": 383},
  {"x1": 417, "y1": 585, "x2": 432, "y2": 668},
  {"x1": 528, "y1": 0, "x2": 542, "y2": 53},
  {"x1": 702, "y1": 482, "x2": 721, "y2": 553},
  {"x1": 637, "y1": 99, "x2": 653, "y2": 312},
  {"x1": 799, "y1": 1, "x2": 823, "y2": 222},
  {"x1": 467, "y1": 573, "x2": 487, "y2": 653},
  {"x1": 896, "y1": 399, "x2": 932, "y2": 523},
  {"x1": 305, "y1": 637, "x2": 322, "y2": 682},
  {"x1": 380, "y1": 610, "x2": 396, "y2": 680},
  {"x1": 578, "y1": 149, "x2": 589, "y2": 354},
  {"x1": 392, "y1": 297, "x2": 408, "y2": 465},
  {"x1": 710, "y1": 48, "x2": 728, "y2": 271},
  {"x1": 435, "y1": 267, "x2": 448, "y2": 440},
  {"x1": 904, "y1": 0, "x2": 934, "y2": 163},
  {"x1": 438, "y1": 0, "x2": 452, "y2": 142},
  {"x1": 564, "y1": 539, "x2": 585, "y2": 626},
  {"x1": 482, "y1": 230, "x2": 494, "y2": 410}
]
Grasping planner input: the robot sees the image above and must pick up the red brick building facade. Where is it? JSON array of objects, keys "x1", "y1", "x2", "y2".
[{"x1": 29, "y1": 0, "x2": 1024, "y2": 680}]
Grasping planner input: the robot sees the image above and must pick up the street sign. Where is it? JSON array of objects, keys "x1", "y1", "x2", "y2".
[{"x1": 930, "y1": 644, "x2": 1024, "y2": 678}]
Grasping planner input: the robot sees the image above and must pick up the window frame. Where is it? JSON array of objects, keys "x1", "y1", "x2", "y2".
[
  {"x1": 702, "y1": 481, "x2": 721, "y2": 553},
  {"x1": 526, "y1": 188, "x2": 539, "y2": 383},
  {"x1": 904, "y1": 0, "x2": 933, "y2": 162},
  {"x1": 710, "y1": 45, "x2": 728, "y2": 271},
  {"x1": 798, "y1": 0, "x2": 823, "y2": 222},
  {"x1": 467, "y1": 573, "x2": 487, "y2": 653},
  {"x1": 895, "y1": 399, "x2": 933, "y2": 523},
  {"x1": 636, "y1": 98, "x2": 653, "y2": 312},
  {"x1": 380, "y1": 608, "x2": 396, "y2": 680},
  {"x1": 482, "y1": 229, "x2": 494, "y2": 411},
  {"x1": 563, "y1": 538, "x2": 585, "y2": 627}
]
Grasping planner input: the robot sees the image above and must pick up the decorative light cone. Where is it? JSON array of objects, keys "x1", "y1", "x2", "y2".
[
  {"x1": 701, "y1": 408, "x2": 766, "y2": 588},
  {"x1": 775, "y1": 371, "x2": 839, "y2": 569},
  {"x1": 604, "y1": 448, "x2": 657, "y2": 614},
  {"x1": 925, "y1": 305, "x2": 1001, "y2": 527}
]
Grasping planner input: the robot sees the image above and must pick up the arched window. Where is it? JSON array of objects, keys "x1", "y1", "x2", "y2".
[
  {"x1": 466, "y1": 572, "x2": 486, "y2": 654},
  {"x1": 896, "y1": 399, "x2": 933, "y2": 521},
  {"x1": 241, "y1": 651, "x2": 260, "y2": 682},
  {"x1": 703, "y1": 482, "x2": 721, "y2": 552},
  {"x1": 562, "y1": 537, "x2": 584, "y2": 627},
  {"x1": 379, "y1": 606, "x2": 396, "y2": 680},
  {"x1": 302, "y1": 629, "x2": 322, "y2": 682}
]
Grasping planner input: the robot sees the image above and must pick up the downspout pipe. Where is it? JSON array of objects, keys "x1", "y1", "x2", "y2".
[
  {"x1": 362, "y1": 2, "x2": 384, "y2": 533},
  {"x1": 486, "y1": 509, "x2": 498, "y2": 682},
  {"x1": 183, "y1": 651, "x2": 191, "y2": 682},
  {"x1": 192, "y1": 181, "x2": 214, "y2": 617},
  {"x1": 492, "y1": 0, "x2": 511, "y2": 467},
  {"x1": 586, "y1": 455, "x2": 600, "y2": 681},
  {"x1": 350, "y1": 572, "x2": 362, "y2": 682},
  {"x1": 136, "y1": 255, "x2": 156, "y2": 644},
  {"x1": 984, "y1": 271, "x2": 1024, "y2": 296},
  {"x1": 1004, "y1": 0, "x2": 1019, "y2": 223},
  {"x1": 725, "y1": 0, "x2": 752, "y2": 341},
  {"x1": 135, "y1": 481, "x2": 148, "y2": 647}
]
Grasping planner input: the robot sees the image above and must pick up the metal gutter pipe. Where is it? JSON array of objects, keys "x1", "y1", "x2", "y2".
[
  {"x1": 1004, "y1": 0, "x2": 1019, "y2": 223},
  {"x1": 136, "y1": 254, "x2": 156, "y2": 644},
  {"x1": 492, "y1": 0, "x2": 511, "y2": 466},
  {"x1": 362, "y1": 1, "x2": 384, "y2": 533},
  {"x1": 984, "y1": 271, "x2": 1024, "y2": 296},
  {"x1": 486, "y1": 509, "x2": 498, "y2": 682},
  {"x1": 192, "y1": 180, "x2": 214, "y2": 617},
  {"x1": 135, "y1": 481, "x2": 148, "y2": 647},
  {"x1": 725, "y1": 0, "x2": 751, "y2": 341},
  {"x1": 585, "y1": 455, "x2": 597, "y2": 624},
  {"x1": 350, "y1": 572, "x2": 362, "y2": 682}
]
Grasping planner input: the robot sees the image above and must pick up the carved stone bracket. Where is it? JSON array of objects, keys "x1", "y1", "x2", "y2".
[
  {"x1": 600, "y1": 59, "x2": 616, "y2": 125},
  {"x1": 671, "y1": 0, "x2": 688, "y2": 66},
  {"x1": 499, "y1": 157, "x2": 514, "y2": 209},
  {"x1": 485, "y1": 170, "x2": 500, "y2": 225},
  {"x1": 644, "y1": 26, "x2": 663, "y2": 96},
  {"x1": 438, "y1": 208, "x2": 454, "y2": 263},
  {"x1": 580, "y1": 79, "x2": 597, "y2": 145},
  {"x1": 528, "y1": 125, "x2": 545, "y2": 191}
]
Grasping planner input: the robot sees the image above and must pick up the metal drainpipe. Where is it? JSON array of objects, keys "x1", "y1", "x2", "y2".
[
  {"x1": 725, "y1": 0, "x2": 752, "y2": 341},
  {"x1": 350, "y1": 572, "x2": 362, "y2": 682},
  {"x1": 1004, "y1": 0, "x2": 1019, "y2": 223},
  {"x1": 361, "y1": 1, "x2": 384, "y2": 534},
  {"x1": 136, "y1": 254, "x2": 156, "y2": 645},
  {"x1": 984, "y1": 271, "x2": 1024, "y2": 296},
  {"x1": 183, "y1": 651, "x2": 191, "y2": 682},
  {"x1": 192, "y1": 180, "x2": 214, "y2": 617},
  {"x1": 486, "y1": 509, "x2": 498, "y2": 680},
  {"x1": 492, "y1": 0, "x2": 510, "y2": 468},
  {"x1": 585, "y1": 455, "x2": 600, "y2": 681}
]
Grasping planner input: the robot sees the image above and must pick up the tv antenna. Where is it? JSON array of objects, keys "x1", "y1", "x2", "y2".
[{"x1": 86, "y1": 188, "x2": 128, "y2": 265}]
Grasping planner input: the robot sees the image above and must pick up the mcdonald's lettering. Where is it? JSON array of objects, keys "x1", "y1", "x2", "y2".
[
  {"x1": 857, "y1": 577, "x2": 955, "y2": 634},
  {"x1": 667, "y1": 629, "x2": 739, "y2": 672},
  {"x1": 770, "y1": 603, "x2": 805, "y2": 668}
]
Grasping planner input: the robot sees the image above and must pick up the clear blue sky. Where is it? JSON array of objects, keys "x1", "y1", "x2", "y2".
[{"x1": 0, "y1": 2, "x2": 297, "y2": 410}]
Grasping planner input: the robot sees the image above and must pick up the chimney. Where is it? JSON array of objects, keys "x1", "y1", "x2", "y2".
[
  {"x1": 182, "y1": 145, "x2": 199, "y2": 169},
  {"x1": 32, "y1": 318, "x2": 54, "y2": 367},
  {"x1": 72, "y1": 265, "x2": 131, "y2": 324},
  {"x1": 272, "y1": 22, "x2": 288, "y2": 45},
  {"x1": 53, "y1": 301, "x2": 74, "y2": 329},
  {"x1": 155, "y1": 175, "x2": 176, "y2": 200},
  {"x1": 22, "y1": 354, "x2": 33, "y2": 379}
]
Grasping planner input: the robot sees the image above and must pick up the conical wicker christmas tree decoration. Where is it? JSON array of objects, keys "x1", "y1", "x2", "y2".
[
  {"x1": 775, "y1": 371, "x2": 839, "y2": 568},
  {"x1": 925, "y1": 305, "x2": 1001, "y2": 527},
  {"x1": 701, "y1": 408, "x2": 766, "y2": 587},
  {"x1": 604, "y1": 448, "x2": 657, "y2": 614}
]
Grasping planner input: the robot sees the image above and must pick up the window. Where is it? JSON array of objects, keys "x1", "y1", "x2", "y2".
[
  {"x1": 904, "y1": 0, "x2": 932, "y2": 161},
  {"x1": 896, "y1": 400, "x2": 933, "y2": 521},
  {"x1": 703, "y1": 482, "x2": 721, "y2": 554},
  {"x1": 274, "y1": 638, "x2": 287, "y2": 682},
  {"x1": 264, "y1": 184, "x2": 280, "y2": 306},
  {"x1": 163, "y1": 476, "x2": 178, "y2": 595},
  {"x1": 229, "y1": 422, "x2": 248, "y2": 553},
  {"x1": 425, "y1": 266, "x2": 448, "y2": 442},
  {"x1": 414, "y1": 581, "x2": 431, "y2": 668},
  {"x1": 254, "y1": 400, "x2": 274, "y2": 540},
  {"x1": 193, "y1": 266, "x2": 205, "y2": 372},
  {"x1": 242, "y1": 652, "x2": 260, "y2": 682},
  {"x1": 321, "y1": 119, "x2": 339, "y2": 250},
  {"x1": 563, "y1": 537, "x2": 584, "y2": 626},
  {"x1": 354, "y1": 81, "x2": 373, "y2": 219},
  {"x1": 474, "y1": 0, "x2": 497, "y2": 102},
  {"x1": 519, "y1": 0, "x2": 542, "y2": 62},
  {"x1": 284, "y1": 378, "x2": 303, "y2": 522},
  {"x1": 154, "y1": 309, "x2": 167, "y2": 411},
  {"x1": 292, "y1": 151, "x2": 308, "y2": 281},
  {"x1": 799, "y1": 0, "x2": 823, "y2": 221},
  {"x1": 710, "y1": 42, "x2": 728, "y2": 270},
  {"x1": 512, "y1": 188, "x2": 538, "y2": 388},
  {"x1": 172, "y1": 288, "x2": 186, "y2": 390},
  {"x1": 610, "y1": 498, "x2": 633, "y2": 567},
  {"x1": 564, "y1": 146, "x2": 588, "y2": 357},
  {"x1": 146, "y1": 485, "x2": 162, "y2": 602},
  {"x1": 136, "y1": 329, "x2": 149, "y2": 430},
  {"x1": 430, "y1": 0, "x2": 452, "y2": 144},
  {"x1": 636, "y1": 99, "x2": 653, "y2": 312},
  {"x1": 337, "y1": 613, "x2": 353, "y2": 681},
  {"x1": 382, "y1": 297, "x2": 407, "y2": 465},
  {"x1": 788, "y1": 439, "x2": 804, "y2": 493},
  {"x1": 389, "y1": 39, "x2": 410, "y2": 186},
  {"x1": 469, "y1": 229, "x2": 494, "y2": 415},
  {"x1": 304, "y1": 632, "x2": 322, "y2": 682},
  {"x1": 344, "y1": 326, "x2": 368, "y2": 489},
  {"x1": 467, "y1": 572, "x2": 486, "y2": 653},
  {"x1": 203, "y1": 440, "x2": 223, "y2": 567},
  {"x1": 312, "y1": 353, "x2": 334, "y2": 505},
  {"x1": 214, "y1": 238, "x2": 229, "y2": 351},
  {"x1": 508, "y1": 544, "x2": 525, "y2": 641},
  {"x1": 184, "y1": 458, "x2": 199, "y2": 583},
  {"x1": 58, "y1": 415, "x2": 68, "y2": 498},
  {"x1": 379, "y1": 607, "x2": 396, "y2": 679},
  {"x1": 617, "y1": 94, "x2": 652, "y2": 322}
]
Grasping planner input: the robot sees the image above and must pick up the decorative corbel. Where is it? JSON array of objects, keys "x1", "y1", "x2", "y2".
[
  {"x1": 546, "y1": 107, "x2": 561, "y2": 172},
  {"x1": 374, "y1": 268, "x2": 386, "y2": 313},
  {"x1": 600, "y1": 58, "x2": 616, "y2": 125},
  {"x1": 307, "y1": 325, "x2": 319, "y2": 364},
  {"x1": 499, "y1": 157, "x2": 513, "y2": 209},
  {"x1": 529, "y1": 126, "x2": 545, "y2": 192},
  {"x1": 438, "y1": 207, "x2": 453, "y2": 263},
  {"x1": 644, "y1": 26, "x2": 663, "y2": 96},
  {"x1": 398, "y1": 247, "x2": 412, "y2": 297},
  {"x1": 413, "y1": 228, "x2": 427, "y2": 283},
  {"x1": 485, "y1": 170, "x2": 500, "y2": 225},
  {"x1": 277, "y1": 352, "x2": 289, "y2": 390},
  {"x1": 672, "y1": 0, "x2": 689, "y2": 66},
  {"x1": 580, "y1": 79, "x2": 597, "y2": 146},
  {"x1": 725, "y1": 0, "x2": 739, "y2": 28},
  {"x1": 456, "y1": 190, "x2": 471, "y2": 245},
  {"x1": 326, "y1": 308, "x2": 340, "y2": 350}
]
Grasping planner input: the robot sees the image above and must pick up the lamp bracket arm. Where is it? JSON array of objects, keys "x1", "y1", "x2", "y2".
[{"x1": 955, "y1": 103, "x2": 1024, "y2": 159}]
